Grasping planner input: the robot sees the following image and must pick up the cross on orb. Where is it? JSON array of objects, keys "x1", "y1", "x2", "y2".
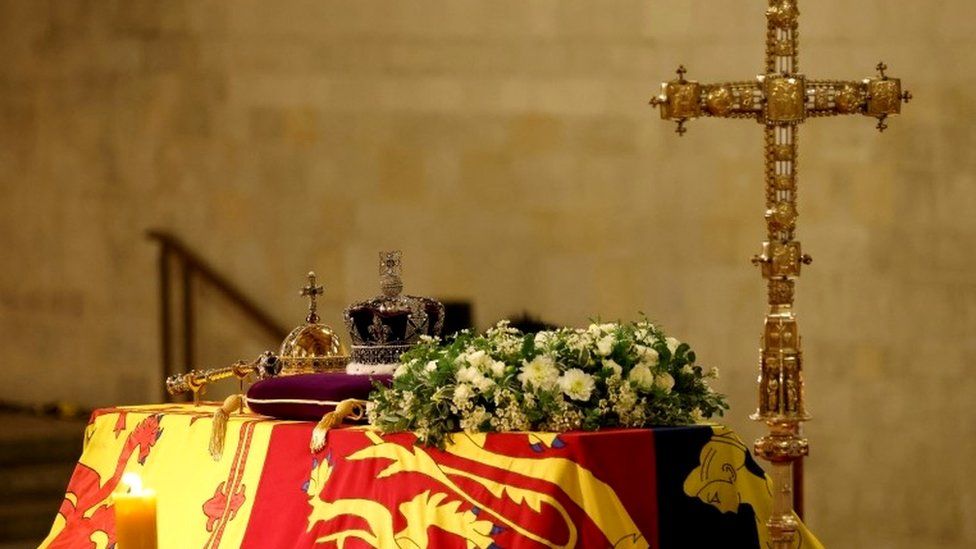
[
  {"x1": 300, "y1": 271, "x2": 325, "y2": 324},
  {"x1": 649, "y1": 1, "x2": 910, "y2": 546}
]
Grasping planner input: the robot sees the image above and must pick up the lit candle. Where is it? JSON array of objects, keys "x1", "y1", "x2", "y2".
[{"x1": 113, "y1": 472, "x2": 158, "y2": 549}]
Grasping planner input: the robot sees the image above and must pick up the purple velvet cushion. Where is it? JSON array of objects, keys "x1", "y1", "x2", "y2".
[{"x1": 246, "y1": 373, "x2": 391, "y2": 421}]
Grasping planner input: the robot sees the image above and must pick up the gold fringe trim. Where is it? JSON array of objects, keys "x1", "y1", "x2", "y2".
[
  {"x1": 209, "y1": 394, "x2": 245, "y2": 461},
  {"x1": 310, "y1": 399, "x2": 367, "y2": 453}
]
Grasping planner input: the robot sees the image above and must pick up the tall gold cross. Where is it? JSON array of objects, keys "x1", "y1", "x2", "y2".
[
  {"x1": 300, "y1": 271, "x2": 325, "y2": 324},
  {"x1": 649, "y1": 1, "x2": 909, "y2": 545}
]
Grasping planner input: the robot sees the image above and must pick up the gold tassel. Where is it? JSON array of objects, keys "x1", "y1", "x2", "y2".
[
  {"x1": 209, "y1": 394, "x2": 245, "y2": 461},
  {"x1": 310, "y1": 399, "x2": 367, "y2": 453}
]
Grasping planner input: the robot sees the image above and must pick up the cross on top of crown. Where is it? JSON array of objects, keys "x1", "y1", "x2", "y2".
[
  {"x1": 300, "y1": 271, "x2": 325, "y2": 323},
  {"x1": 379, "y1": 251, "x2": 404, "y2": 298},
  {"x1": 675, "y1": 65, "x2": 688, "y2": 82},
  {"x1": 379, "y1": 251, "x2": 402, "y2": 277}
]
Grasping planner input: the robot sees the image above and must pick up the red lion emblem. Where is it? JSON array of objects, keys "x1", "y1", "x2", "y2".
[{"x1": 46, "y1": 414, "x2": 164, "y2": 549}]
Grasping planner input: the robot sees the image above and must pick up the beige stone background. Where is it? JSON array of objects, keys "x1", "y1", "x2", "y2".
[{"x1": 0, "y1": 0, "x2": 973, "y2": 547}]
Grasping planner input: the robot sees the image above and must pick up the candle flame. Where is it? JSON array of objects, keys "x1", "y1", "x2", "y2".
[{"x1": 121, "y1": 472, "x2": 144, "y2": 495}]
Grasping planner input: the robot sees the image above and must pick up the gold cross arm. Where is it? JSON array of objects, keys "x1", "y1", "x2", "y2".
[
  {"x1": 650, "y1": 62, "x2": 912, "y2": 133},
  {"x1": 299, "y1": 271, "x2": 325, "y2": 323}
]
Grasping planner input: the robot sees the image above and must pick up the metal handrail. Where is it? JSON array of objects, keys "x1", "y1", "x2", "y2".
[{"x1": 146, "y1": 230, "x2": 288, "y2": 400}]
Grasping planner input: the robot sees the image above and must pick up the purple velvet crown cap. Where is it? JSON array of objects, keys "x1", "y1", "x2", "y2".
[{"x1": 246, "y1": 373, "x2": 392, "y2": 421}]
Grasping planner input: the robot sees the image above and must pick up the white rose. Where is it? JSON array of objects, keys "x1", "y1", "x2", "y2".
[
  {"x1": 467, "y1": 350, "x2": 489, "y2": 368},
  {"x1": 488, "y1": 359, "x2": 506, "y2": 378},
  {"x1": 518, "y1": 356, "x2": 560, "y2": 391},
  {"x1": 603, "y1": 358, "x2": 623, "y2": 379},
  {"x1": 666, "y1": 337, "x2": 681, "y2": 355},
  {"x1": 453, "y1": 383, "x2": 473, "y2": 404},
  {"x1": 457, "y1": 365, "x2": 482, "y2": 385},
  {"x1": 628, "y1": 364, "x2": 654, "y2": 391},
  {"x1": 636, "y1": 345, "x2": 659, "y2": 367},
  {"x1": 459, "y1": 366, "x2": 495, "y2": 393},
  {"x1": 473, "y1": 375, "x2": 495, "y2": 392},
  {"x1": 654, "y1": 372, "x2": 675, "y2": 393},
  {"x1": 567, "y1": 333, "x2": 588, "y2": 352},
  {"x1": 558, "y1": 368, "x2": 596, "y2": 401},
  {"x1": 596, "y1": 336, "x2": 614, "y2": 357}
]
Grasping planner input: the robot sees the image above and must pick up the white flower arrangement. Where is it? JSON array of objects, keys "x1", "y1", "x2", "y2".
[{"x1": 369, "y1": 319, "x2": 728, "y2": 448}]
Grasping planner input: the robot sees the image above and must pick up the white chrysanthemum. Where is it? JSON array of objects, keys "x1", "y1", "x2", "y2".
[
  {"x1": 603, "y1": 358, "x2": 623, "y2": 379},
  {"x1": 628, "y1": 364, "x2": 654, "y2": 391},
  {"x1": 636, "y1": 345, "x2": 660, "y2": 367},
  {"x1": 666, "y1": 337, "x2": 681, "y2": 355},
  {"x1": 558, "y1": 368, "x2": 596, "y2": 401},
  {"x1": 518, "y1": 356, "x2": 560, "y2": 391},
  {"x1": 681, "y1": 364, "x2": 694, "y2": 375},
  {"x1": 691, "y1": 407, "x2": 705, "y2": 423},
  {"x1": 655, "y1": 372, "x2": 675, "y2": 393},
  {"x1": 596, "y1": 335, "x2": 614, "y2": 357},
  {"x1": 424, "y1": 360, "x2": 438, "y2": 372},
  {"x1": 393, "y1": 363, "x2": 409, "y2": 378},
  {"x1": 709, "y1": 366, "x2": 719, "y2": 379}
]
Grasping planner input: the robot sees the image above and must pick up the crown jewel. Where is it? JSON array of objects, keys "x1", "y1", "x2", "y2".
[
  {"x1": 344, "y1": 251, "x2": 445, "y2": 368},
  {"x1": 278, "y1": 271, "x2": 349, "y2": 373}
]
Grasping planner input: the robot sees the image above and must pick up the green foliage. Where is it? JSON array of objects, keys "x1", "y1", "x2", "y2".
[{"x1": 368, "y1": 319, "x2": 729, "y2": 448}]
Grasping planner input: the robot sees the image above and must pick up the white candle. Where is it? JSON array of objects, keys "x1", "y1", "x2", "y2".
[{"x1": 113, "y1": 472, "x2": 158, "y2": 549}]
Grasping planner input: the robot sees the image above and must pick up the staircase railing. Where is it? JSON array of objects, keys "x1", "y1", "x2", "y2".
[{"x1": 146, "y1": 230, "x2": 288, "y2": 401}]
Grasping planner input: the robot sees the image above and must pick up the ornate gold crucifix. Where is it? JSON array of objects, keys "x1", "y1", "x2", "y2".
[{"x1": 649, "y1": 1, "x2": 909, "y2": 545}]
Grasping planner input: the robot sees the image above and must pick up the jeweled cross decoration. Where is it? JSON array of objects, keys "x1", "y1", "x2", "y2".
[
  {"x1": 300, "y1": 271, "x2": 325, "y2": 324},
  {"x1": 649, "y1": 1, "x2": 909, "y2": 546},
  {"x1": 379, "y1": 250, "x2": 404, "y2": 298}
]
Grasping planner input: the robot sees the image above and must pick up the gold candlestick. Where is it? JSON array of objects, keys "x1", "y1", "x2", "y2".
[{"x1": 649, "y1": 1, "x2": 909, "y2": 545}]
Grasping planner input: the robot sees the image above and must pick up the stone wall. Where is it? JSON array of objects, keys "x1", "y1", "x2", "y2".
[{"x1": 1, "y1": 1, "x2": 973, "y2": 546}]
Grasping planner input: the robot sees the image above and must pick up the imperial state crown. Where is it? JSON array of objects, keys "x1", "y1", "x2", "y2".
[{"x1": 343, "y1": 251, "x2": 445, "y2": 374}]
